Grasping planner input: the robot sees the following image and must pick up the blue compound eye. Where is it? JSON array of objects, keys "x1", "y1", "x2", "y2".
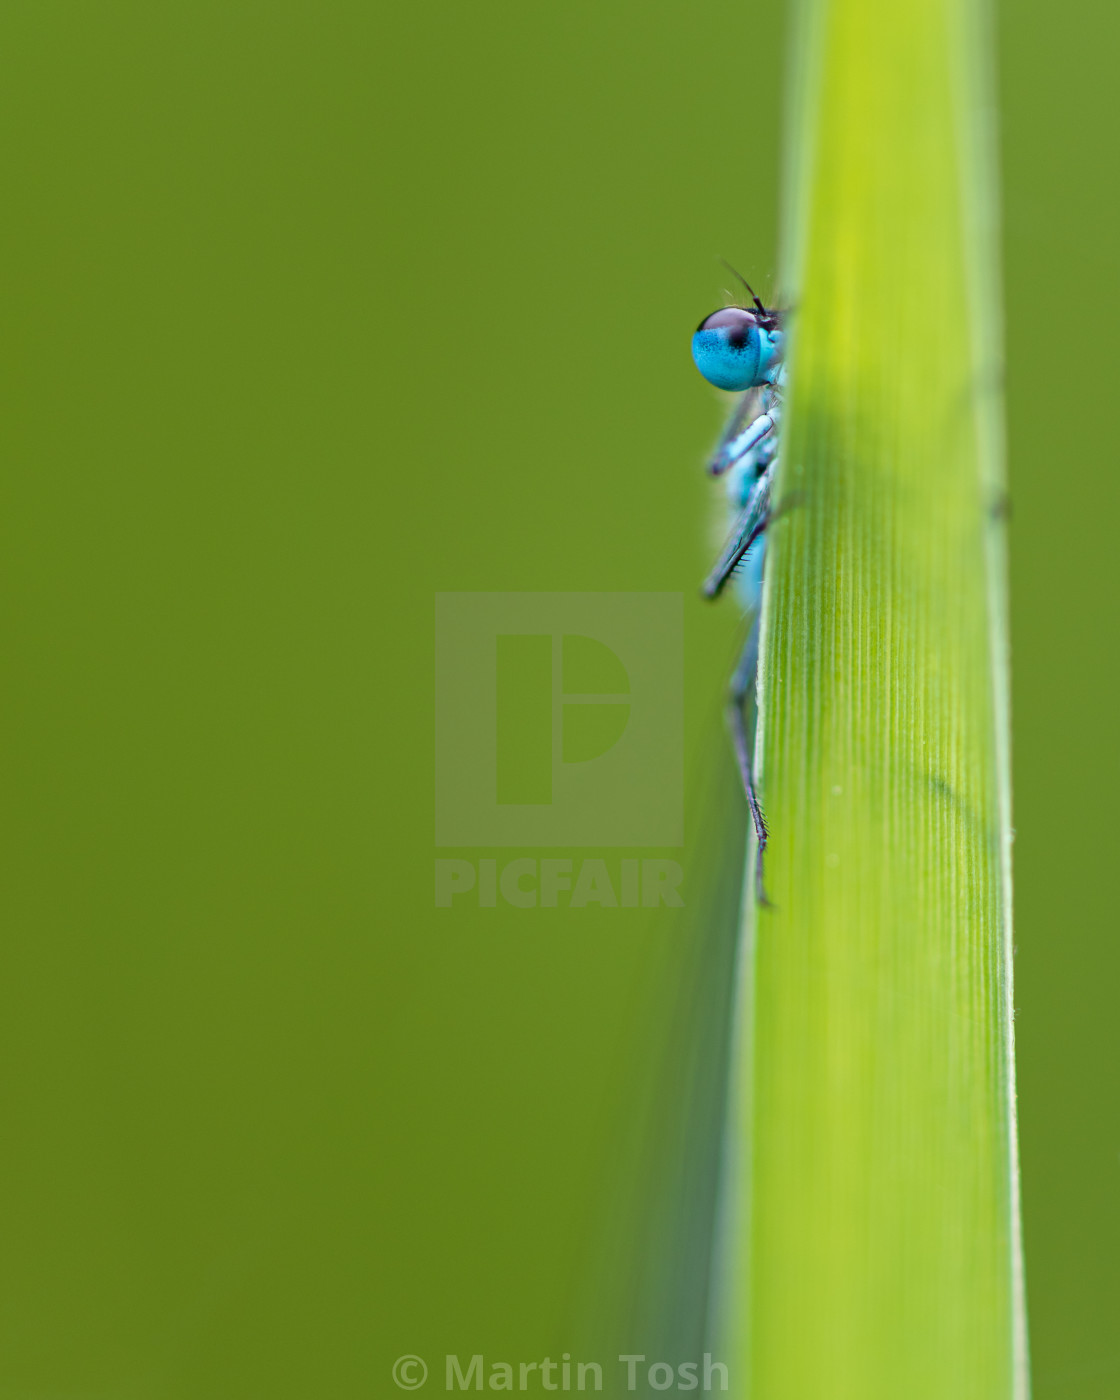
[{"x1": 692, "y1": 306, "x2": 776, "y2": 391}]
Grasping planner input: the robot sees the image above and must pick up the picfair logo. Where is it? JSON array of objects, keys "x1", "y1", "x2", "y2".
[{"x1": 435, "y1": 593, "x2": 682, "y2": 846}]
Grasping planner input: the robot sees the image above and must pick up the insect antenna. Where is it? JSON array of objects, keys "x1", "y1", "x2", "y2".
[{"x1": 719, "y1": 257, "x2": 768, "y2": 316}]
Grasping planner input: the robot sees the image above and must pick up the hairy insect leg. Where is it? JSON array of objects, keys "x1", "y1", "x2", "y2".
[
  {"x1": 703, "y1": 462, "x2": 773, "y2": 599},
  {"x1": 727, "y1": 613, "x2": 771, "y2": 908}
]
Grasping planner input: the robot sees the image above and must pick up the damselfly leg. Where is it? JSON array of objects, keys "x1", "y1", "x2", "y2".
[
  {"x1": 703, "y1": 459, "x2": 774, "y2": 599},
  {"x1": 727, "y1": 614, "x2": 770, "y2": 907},
  {"x1": 706, "y1": 384, "x2": 780, "y2": 477}
]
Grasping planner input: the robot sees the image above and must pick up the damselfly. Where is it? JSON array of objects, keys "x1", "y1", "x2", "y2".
[{"x1": 692, "y1": 266, "x2": 786, "y2": 905}]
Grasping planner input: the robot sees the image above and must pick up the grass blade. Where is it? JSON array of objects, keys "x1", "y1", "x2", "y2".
[{"x1": 721, "y1": 0, "x2": 1029, "y2": 1395}]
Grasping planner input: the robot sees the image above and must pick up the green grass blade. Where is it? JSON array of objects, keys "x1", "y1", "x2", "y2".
[{"x1": 723, "y1": 0, "x2": 1028, "y2": 1395}]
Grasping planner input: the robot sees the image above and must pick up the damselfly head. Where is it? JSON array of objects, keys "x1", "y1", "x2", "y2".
[{"x1": 692, "y1": 306, "x2": 783, "y2": 392}]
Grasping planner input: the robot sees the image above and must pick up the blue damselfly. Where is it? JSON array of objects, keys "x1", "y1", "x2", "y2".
[{"x1": 692, "y1": 267, "x2": 786, "y2": 904}]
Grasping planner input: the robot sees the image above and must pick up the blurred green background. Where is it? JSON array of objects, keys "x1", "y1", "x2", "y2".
[{"x1": 0, "y1": 2, "x2": 1114, "y2": 1397}]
